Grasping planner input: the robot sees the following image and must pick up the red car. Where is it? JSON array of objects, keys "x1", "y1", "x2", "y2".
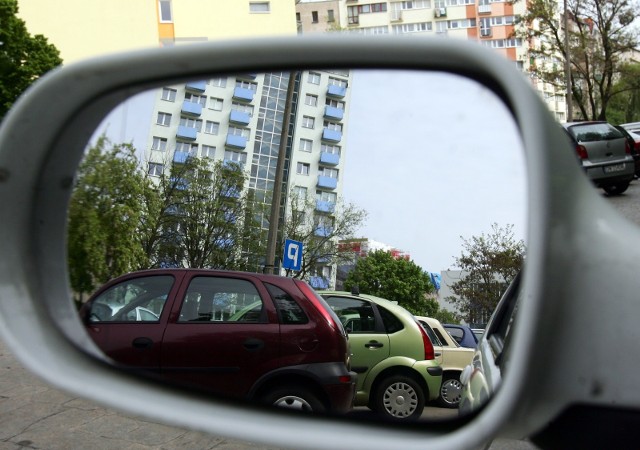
[{"x1": 80, "y1": 269, "x2": 356, "y2": 414}]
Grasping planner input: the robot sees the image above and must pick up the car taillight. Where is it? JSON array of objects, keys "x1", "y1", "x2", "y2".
[
  {"x1": 576, "y1": 144, "x2": 589, "y2": 159},
  {"x1": 625, "y1": 140, "x2": 632, "y2": 155},
  {"x1": 296, "y1": 281, "x2": 338, "y2": 329},
  {"x1": 415, "y1": 319, "x2": 435, "y2": 360}
]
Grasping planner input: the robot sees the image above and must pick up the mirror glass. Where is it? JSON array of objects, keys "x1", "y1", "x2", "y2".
[{"x1": 70, "y1": 69, "x2": 526, "y2": 424}]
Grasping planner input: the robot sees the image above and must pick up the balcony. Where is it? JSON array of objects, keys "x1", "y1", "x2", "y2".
[
  {"x1": 327, "y1": 84, "x2": 347, "y2": 98},
  {"x1": 230, "y1": 109, "x2": 251, "y2": 126},
  {"x1": 169, "y1": 177, "x2": 188, "y2": 190},
  {"x1": 309, "y1": 276, "x2": 330, "y2": 289},
  {"x1": 176, "y1": 126, "x2": 197, "y2": 141},
  {"x1": 320, "y1": 151, "x2": 340, "y2": 166},
  {"x1": 173, "y1": 150, "x2": 190, "y2": 164},
  {"x1": 316, "y1": 200, "x2": 336, "y2": 213},
  {"x1": 478, "y1": 4, "x2": 491, "y2": 13},
  {"x1": 233, "y1": 87, "x2": 255, "y2": 102},
  {"x1": 185, "y1": 80, "x2": 206, "y2": 92},
  {"x1": 435, "y1": 7, "x2": 447, "y2": 17},
  {"x1": 314, "y1": 226, "x2": 333, "y2": 237},
  {"x1": 181, "y1": 100, "x2": 202, "y2": 117},
  {"x1": 317, "y1": 176, "x2": 338, "y2": 190},
  {"x1": 324, "y1": 105, "x2": 344, "y2": 121},
  {"x1": 226, "y1": 134, "x2": 248, "y2": 149},
  {"x1": 223, "y1": 159, "x2": 245, "y2": 171},
  {"x1": 322, "y1": 128, "x2": 342, "y2": 142},
  {"x1": 222, "y1": 187, "x2": 241, "y2": 198}
]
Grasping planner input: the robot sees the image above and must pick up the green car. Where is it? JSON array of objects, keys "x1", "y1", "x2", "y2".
[{"x1": 320, "y1": 290, "x2": 443, "y2": 420}]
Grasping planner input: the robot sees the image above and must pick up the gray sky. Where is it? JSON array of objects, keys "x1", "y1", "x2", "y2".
[{"x1": 94, "y1": 70, "x2": 527, "y2": 273}]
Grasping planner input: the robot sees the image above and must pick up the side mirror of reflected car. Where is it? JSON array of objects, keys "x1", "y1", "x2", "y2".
[{"x1": 1, "y1": 35, "x2": 639, "y2": 449}]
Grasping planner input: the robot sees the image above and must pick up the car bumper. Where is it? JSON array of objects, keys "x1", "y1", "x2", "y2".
[{"x1": 412, "y1": 360, "x2": 443, "y2": 402}]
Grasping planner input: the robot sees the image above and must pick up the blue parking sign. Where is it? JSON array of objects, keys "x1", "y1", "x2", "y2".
[{"x1": 282, "y1": 239, "x2": 303, "y2": 271}]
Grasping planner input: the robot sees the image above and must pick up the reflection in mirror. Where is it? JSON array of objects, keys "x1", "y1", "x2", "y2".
[{"x1": 70, "y1": 69, "x2": 526, "y2": 424}]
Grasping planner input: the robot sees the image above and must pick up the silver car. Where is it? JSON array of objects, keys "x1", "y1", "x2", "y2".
[{"x1": 562, "y1": 121, "x2": 635, "y2": 195}]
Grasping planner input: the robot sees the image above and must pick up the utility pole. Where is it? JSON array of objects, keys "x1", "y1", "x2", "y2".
[
  {"x1": 564, "y1": 0, "x2": 573, "y2": 121},
  {"x1": 264, "y1": 71, "x2": 298, "y2": 275}
]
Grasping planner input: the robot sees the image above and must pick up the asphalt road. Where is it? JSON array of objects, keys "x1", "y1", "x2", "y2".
[{"x1": 603, "y1": 177, "x2": 640, "y2": 225}]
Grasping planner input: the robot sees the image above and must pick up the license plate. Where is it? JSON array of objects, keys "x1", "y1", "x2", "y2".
[{"x1": 604, "y1": 164, "x2": 626, "y2": 173}]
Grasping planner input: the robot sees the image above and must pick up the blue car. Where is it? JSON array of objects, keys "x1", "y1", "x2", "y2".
[{"x1": 443, "y1": 324, "x2": 478, "y2": 349}]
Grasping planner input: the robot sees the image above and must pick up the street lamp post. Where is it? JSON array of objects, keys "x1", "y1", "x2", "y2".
[{"x1": 564, "y1": 0, "x2": 573, "y2": 121}]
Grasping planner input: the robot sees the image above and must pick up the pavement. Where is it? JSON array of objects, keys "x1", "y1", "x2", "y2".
[{"x1": 0, "y1": 337, "x2": 538, "y2": 449}]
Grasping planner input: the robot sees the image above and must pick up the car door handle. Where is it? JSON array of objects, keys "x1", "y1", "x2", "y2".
[
  {"x1": 365, "y1": 341, "x2": 384, "y2": 349},
  {"x1": 243, "y1": 338, "x2": 265, "y2": 352},
  {"x1": 435, "y1": 352, "x2": 442, "y2": 357},
  {"x1": 131, "y1": 337, "x2": 153, "y2": 349}
]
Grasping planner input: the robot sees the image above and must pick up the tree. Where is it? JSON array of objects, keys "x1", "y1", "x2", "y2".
[
  {"x1": 279, "y1": 189, "x2": 367, "y2": 282},
  {"x1": 516, "y1": 0, "x2": 639, "y2": 121},
  {"x1": 0, "y1": 0, "x2": 62, "y2": 121},
  {"x1": 149, "y1": 157, "x2": 266, "y2": 270},
  {"x1": 607, "y1": 62, "x2": 640, "y2": 124},
  {"x1": 343, "y1": 250, "x2": 437, "y2": 316},
  {"x1": 446, "y1": 223, "x2": 525, "y2": 325},
  {"x1": 67, "y1": 137, "x2": 151, "y2": 298}
]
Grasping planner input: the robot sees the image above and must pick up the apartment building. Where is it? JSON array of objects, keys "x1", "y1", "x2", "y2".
[
  {"x1": 146, "y1": 70, "x2": 352, "y2": 284},
  {"x1": 296, "y1": 0, "x2": 566, "y2": 119},
  {"x1": 19, "y1": 1, "x2": 297, "y2": 64}
]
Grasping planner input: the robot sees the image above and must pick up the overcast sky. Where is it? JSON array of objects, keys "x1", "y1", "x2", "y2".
[{"x1": 94, "y1": 69, "x2": 527, "y2": 273}]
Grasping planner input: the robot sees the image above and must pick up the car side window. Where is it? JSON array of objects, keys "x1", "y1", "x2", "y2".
[
  {"x1": 447, "y1": 327, "x2": 464, "y2": 344},
  {"x1": 178, "y1": 276, "x2": 265, "y2": 323},
  {"x1": 432, "y1": 328, "x2": 450, "y2": 347},
  {"x1": 88, "y1": 275, "x2": 174, "y2": 323},
  {"x1": 419, "y1": 321, "x2": 443, "y2": 346},
  {"x1": 323, "y1": 296, "x2": 376, "y2": 333},
  {"x1": 377, "y1": 305, "x2": 404, "y2": 334},
  {"x1": 265, "y1": 283, "x2": 308, "y2": 325}
]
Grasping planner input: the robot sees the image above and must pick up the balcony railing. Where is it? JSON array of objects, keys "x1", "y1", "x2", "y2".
[
  {"x1": 230, "y1": 110, "x2": 251, "y2": 126},
  {"x1": 181, "y1": 100, "x2": 203, "y2": 117},
  {"x1": 316, "y1": 200, "x2": 336, "y2": 213},
  {"x1": 327, "y1": 84, "x2": 347, "y2": 98},
  {"x1": 176, "y1": 126, "x2": 197, "y2": 141},
  {"x1": 317, "y1": 175, "x2": 338, "y2": 190},
  {"x1": 322, "y1": 128, "x2": 342, "y2": 142},
  {"x1": 226, "y1": 134, "x2": 248, "y2": 149},
  {"x1": 320, "y1": 151, "x2": 340, "y2": 166},
  {"x1": 185, "y1": 80, "x2": 206, "y2": 92},
  {"x1": 324, "y1": 105, "x2": 344, "y2": 121},
  {"x1": 233, "y1": 87, "x2": 255, "y2": 102}
]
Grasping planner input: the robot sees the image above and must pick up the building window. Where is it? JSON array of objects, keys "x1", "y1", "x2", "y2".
[
  {"x1": 308, "y1": 72, "x2": 321, "y2": 84},
  {"x1": 320, "y1": 167, "x2": 338, "y2": 178},
  {"x1": 157, "y1": 112, "x2": 172, "y2": 126},
  {"x1": 201, "y1": 145, "x2": 216, "y2": 158},
  {"x1": 312, "y1": 11, "x2": 319, "y2": 23},
  {"x1": 294, "y1": 186, "x2": 308, "y2": 199},
  {"x1": 305, "y1": 94, "x2": 318, "y2": 107},
  {"x1": 159, "y1": 0, "x2": 172, "y2": 23},
  {"x1": 148, "y1": 162, "x2": 164, "y2": 176},
  {"x1": 180, "y1": 117, "x2": 202, "y2": 131},
  {"x1": 326, "y1": 99, "x2": 344, "y2": 109},
  {"x1": 328, "y1": 77, "x2": 348, "y2": 88},
  {"x1": 317, "y1": 190, "x2": 337, "y2": 203},
  {"x1": 236, "y1": 80, "x2": 258, "y2": 91},
  {"x1": 250, "y1": 2, "x2": 270, "y2": 13},
  {"x1": 321, "y1": 143, "x2": 341, "y2": 155},
  {"x1": 176, "y1": 141, "x2": 198, "y2": 155},
  {"x1": 185, "y1": 93, "x2": 207, "y2": 106},
  {"x1": 152, "y1": 136, "x2": 168, "y2": 151},
  {"x1": 302, "y1": 116, "x2": 315, "y2": 129},
  {"x1": 224, "y1": 150, "x2": 248, "y2": 164},
  {"x1": 393, "y1": 22, "x2": 433, "y2": 34},
  {"x1": 161, "y1": 88, "x2": 176, "y2": 102},
  {"x1": 297, "y1": 162, "x2": 310, "y2": 175},
  {"x1": 209, "y1": 97, "x2": 224, "y2": 111},
  {"x1": 300, "y1": 138, "x2": 313, "y2": 152},
  {"x1": 204, "y1": 121, "x2": 220, "y2": 135},
  {"x1": 328, "y1": 9, "x2": 335, "y2": 22},
  {"x1": 324, "y1": 121, "x2": 342, "y2": 132},
  {"x1": 229, "y1": 126, "x2": 250, "y2": 138},
  {"x1": 211, "y1": 77, "x2": 227, "y2": 88},
  {"x1": 231, "y1": 102, "x2": 254, "y2": 115}
]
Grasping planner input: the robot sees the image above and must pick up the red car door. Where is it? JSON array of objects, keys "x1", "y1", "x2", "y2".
[
  {"x1": 84, "y1": 274, "x2": 179, "y2": 371},
  {"x1": 160, "y1": 273, "x2": 281, "y2": 397}
]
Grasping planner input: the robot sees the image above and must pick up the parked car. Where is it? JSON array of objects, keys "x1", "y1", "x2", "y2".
[
  {"x1": 459, "y1": 273, "x2": 521, "y2": 417},
  {"x1": 319, "y1": 290, "x2": 442, "y2": 420},
  {"x1": 614, "y1": 125, "x2": 640, "y2": 178},
  {"x1": 79, "y1": 269, "x2": 356, "y2": 414},
  {"x1": 444, "y1": 323, "x2": 479, "y2": 349},
  {"x1": 416, "y1": 316, "x2": 475, "y2": 408},
  {"x1": 561, "y1": 121, "x2": 635, "y2": 195},
  {"x1": 620, "y1": 121, "x2": 640, "y2": 134}
]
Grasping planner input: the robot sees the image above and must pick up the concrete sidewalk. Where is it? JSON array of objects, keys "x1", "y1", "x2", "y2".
[{"x1": 0, "y1": 338, "x2": 279, "y2": 450}]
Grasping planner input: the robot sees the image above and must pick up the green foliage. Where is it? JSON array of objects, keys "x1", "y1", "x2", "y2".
[
  {"x1": 344, "y1": 250, "x2": 436, "y2": 316},
  {"x1": 515, "y1": 0, "x2": 639, "y2": 120},
  {"x1": 431, "y1": 308, "x2": 460, "y2": 324},
  {"x1": 67, "y1": 137, "x2": 150, "y2": 295},
  {"x1": 280, "y1": 189, "x2": 367, "y2": 282},
  {"x1": 0, "y1": 0, "x2": 62, "y2": 120},
  {"x1": 608, "y1": 62, "x2": 640, "y2": 124},
  {"x1": 448, "y1": 223, "x2": 525, "y2": 324}
]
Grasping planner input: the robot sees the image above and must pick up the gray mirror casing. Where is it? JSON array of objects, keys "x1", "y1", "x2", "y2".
[{"x1": 0, "y1": 35, "x2": 638, "y2": 449}]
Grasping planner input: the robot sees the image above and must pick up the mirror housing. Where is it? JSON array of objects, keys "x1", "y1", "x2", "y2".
[{"x1": 1, "y1": 34, "x2": 639, "y2": 448}]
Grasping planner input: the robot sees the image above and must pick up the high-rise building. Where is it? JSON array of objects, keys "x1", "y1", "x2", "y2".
[
  {"x1": 145, "y1": 70, "x2": 352, "y2": 286},
  {"x1": 295, "y1": 0, "x2": 566, "y2": 120},
  {"x1": 18, "y1": 1, "x2": 297, "y2": 64}
]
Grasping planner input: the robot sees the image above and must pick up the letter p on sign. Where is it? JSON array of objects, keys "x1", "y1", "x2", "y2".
[{"x1": 283, "y1": 239, "x2": 303, "y2": 271}]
